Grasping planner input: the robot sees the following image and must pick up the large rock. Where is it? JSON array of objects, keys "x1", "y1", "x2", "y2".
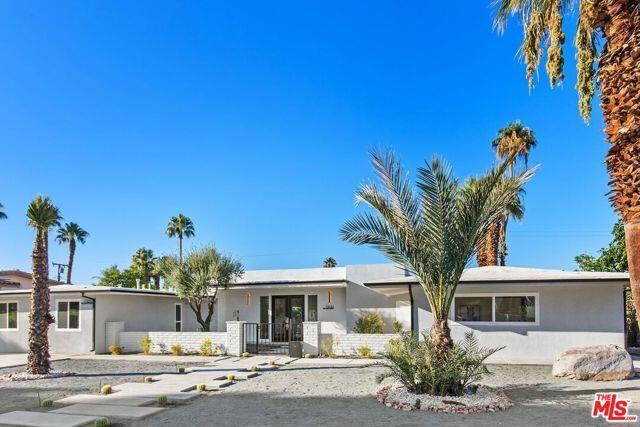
[{"x1": 552, "y1": 345, "x2": 635, "y2": 381}]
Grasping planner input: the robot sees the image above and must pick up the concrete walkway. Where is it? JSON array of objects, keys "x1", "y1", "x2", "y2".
[{"x1": 0, "y1": 354, "x2": 74, "y2": 369}]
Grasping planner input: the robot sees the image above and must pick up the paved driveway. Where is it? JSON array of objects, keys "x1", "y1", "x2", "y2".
[{"x1": 0, "y1": 353, "x2": 72, "y2": 369}]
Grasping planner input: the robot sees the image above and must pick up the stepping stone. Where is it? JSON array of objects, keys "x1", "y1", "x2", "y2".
[
  {"x1": 55, "y1": 394, "x2": 155, "y2": 407},
  {"x1": 0, "y1": 411, "x2": 99, "y2": 427},
  {"x1": 202, "y1": 380, "x2": 233, "y2": 390},
  {"x1": 234, "y1": 371, "x2": 260, "y2": 380},
  {"x1": 113, "y1": 382, "x2": 195, "y2": 393},
  {"x1": 257, "y1": 365, "x2": 278, "y2": 371},
  {"x1": 116, "y1": 391, "x2": 200, "y2": 402},
  {"x1": 52, "y1": 404, "x2": 164, "y2": 420}
]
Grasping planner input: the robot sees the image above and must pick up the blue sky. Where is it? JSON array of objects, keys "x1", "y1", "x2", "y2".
[{"x1": 0, "y1": 1, "x2": 616, "y2": 285}]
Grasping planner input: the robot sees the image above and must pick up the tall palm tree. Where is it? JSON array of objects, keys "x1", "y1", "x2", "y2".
[
  {"x1": 166, "y1": 214, "x2": 195, "y2": 262},
  {"x1": 323, "y1": 257, "x2": 337, "y2": 268},
  {"x1": 340, "y1": 150, "x2": 534, "y2": 355},
  {"x1": 493, "y1": 1, "x2": 640, "y2": 324},
  {"x1": 26, "y1": 196, "x2": 62, "y2": 374},
  {"x1": 56, "y1": 222, "x2": 89, "y2": 284},
  {"x1": 131, "y1": 248, "x2": 156, "y2": 288},
  {"x1": 0, "y1": 202, "x2": 6, "y2": 220}
]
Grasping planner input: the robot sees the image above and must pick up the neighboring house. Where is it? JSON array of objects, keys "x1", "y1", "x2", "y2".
[
  {"x1": 0, "y1": 269, "x2": 65, "y2": 289},
  {"x1": 0, "y1": 264, "x2": 629, "y2": 364}
]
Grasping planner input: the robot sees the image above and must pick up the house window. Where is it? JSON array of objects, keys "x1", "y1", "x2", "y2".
[
  {"x1": 259, "y1": 296, "x2": 269, "y2": 339},
  {"x1": 455, "y1": 297, "x2": 492, "y2": 322},
  {"x1": 308, "y1": 295, "x2": 318, "y2": 321},
  {"x1": 495, "y1": 296, "x2": 536, "y2": 323},
  {"x1": 453, "y1": 294, "x2": 538, "y2": 324},
  {"x1": 0, "y1": 302, "x2": 18, "y2": 330},
  {"x1": 57, "y1": 301, "x2": 80, "y2": 330},
  {"x1": 175, "y1": 304, "x2": 182, "y2": 332}
]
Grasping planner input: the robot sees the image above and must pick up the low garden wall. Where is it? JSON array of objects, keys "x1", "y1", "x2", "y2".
[
  {"x1": 118, "y1": 331, "x2": 228, "y2": 355},
  {"x1": 330, "y1": 333, "x2": 398, "y2": 356}
]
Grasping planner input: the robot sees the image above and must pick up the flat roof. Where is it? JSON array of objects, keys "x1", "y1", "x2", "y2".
[
  {"x1": 365, "y1": 266, "x2": 629, "y2": 286},
  {"x1": 0, "y1": 285, "x2": 178, "y2": 297},
  {"x1": 234, "y1": 267, "x2": 348, "y2": 286}
]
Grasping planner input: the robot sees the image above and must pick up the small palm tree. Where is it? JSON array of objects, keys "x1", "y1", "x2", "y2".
[
  {"x1": 56, "y1": 222, "x2": 89, "y2": 284},
  {"x1": 323, "y1": 257, "x2": 337, "y2": 268},
  {"x1": 0, "y1": 202, "x2": 6, "y2": 220},
  {"x1": 166, "y1": 214, "x2": 195, "y2": 262},
  {"x1": 26, "y1": 196, "x2": 62, "y2": 374},
  {"x1": 131, "y1": 248, "x2": 156, "y2": 288},
  {"x1": 340, "y1": 150, "x2": 534, "y2": 355}
]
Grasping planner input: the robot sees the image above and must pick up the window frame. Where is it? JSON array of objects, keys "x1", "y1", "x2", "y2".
[
  {"x1": 451, "y1": 293, "x2": 539, "y2": 326},
  {"x1": 175, "y1": 303, "x2": 182, "y2": 332},
  {"x1": 0, "y1": 301, "x2": 19, "y2": 330},
  {"x1": 56, "y1": 299, "x2": 82, "y2": 331}
]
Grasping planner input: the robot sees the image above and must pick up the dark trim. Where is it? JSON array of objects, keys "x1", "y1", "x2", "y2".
[
  {"x1": 624, "y1": 288, "x2": 629, "y2": 349},
  {"x1": 81, "y1": 292, "x2": 96, "y2": 352},
  {"x1": 407, "y1": 284, "x2": 415, "y2": 334},
  {"x1": 366, "y1": 278, "x2": 629, "y2": 286},
  {"x1": 0, "y1": 288, "x2": 178, "y2": 297}
]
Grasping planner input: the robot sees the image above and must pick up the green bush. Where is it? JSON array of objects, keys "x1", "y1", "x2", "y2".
[
  {"x1": 94, "y1": 418, "x2": 110, "y2": 427},
  {"x1": 157, "y1": 395, "x2": 168, "y2": 406},
  {"x1": 393, "y1": 320, "x2": 404, "y2": 333},
  {"x1": 377, "y1": 331, "x2": 502, "y2": 397},
  {"x1": 100, "y1": 385, "x2": 112, "y2": 395},
  {"x1": 170, "y1": 344, "x2": 184, "y2": 356},
  {"x1": 141, "y1": 336, "x2": 152, "y2": 355},
  {"x1": 357, "y1": 345, "x2": 373, "y2": 358},
  {"x1": 354, "y1": 312, "x2": 386, "y2": 334},
  {"x1": 321, "y1": 337, "x2": 337, "y2": 358},
  {"x1": 41, "y1": 399, "x2": 53, "y2": 407},
  {"x1": 199, "y1": 338, "x2": 216, "y2": 356},
  {"x1": 108, "y1": 345, "x2": 122, "y2": 355},
  {"x1": 177, "y1": 367, "x2": 186, "y2": 374}
]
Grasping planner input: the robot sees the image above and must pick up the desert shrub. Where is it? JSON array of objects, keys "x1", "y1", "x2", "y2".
[
  {"x1": 226, "y1": 374, "x2": 235, "y2": 381},
  {"x1": 141, "y1": 336, "x2": 152, "y2": 355},
  {"x1": 197, "y1": 383, "x2": 206, "y2": 392},
  {"x1": 143, "y1": 376, "x2": 153, "y2": 383},
  {"x1": 94, "y1": 418, "x2": 110, "y2": 427},
  {"x1": 242, "y1": 352, "x2": 250, "y2": 358},
  {"x1": 41, "y1": 399, "x2": 53, "y2": 407},
  {"x1": 377, "y1": 332, "x2": 502, "y2": 397},
  {"x1": 393, "y1": 320, "x2": 404, "y2": 333},
  {"x1": 170, "y1": 344, "x2": 184, "y2": 356},
  {"x1": 199, "y1": 338, "x2": 215, "y2": 356},
  {"x1": 321, "y1": 337, "x2": 337, "y2": 358},
  {"x1": 100, "y1": 385, "x2": 112, "y2": 395},
  {"x1": 249, "y1": 365, "x2": 258, "y2": 372},
  {"x1": 357, "y1": 345, "x2": 373, "y2": 358},
  {"x1": 108, "y1": 345, "x2": 122, "y2": 355},
  {"x1": 177, "y1": 367, "x2": 186, "y2": 374},
  {"x1": 267, "y1": 360, "x2": 276, "y2": 366},
  {"x1": 157, "y1": 395, "x2": 168, "y2": 406},
  {"x1": 354, "y1": 312, "x2": 385, "y2": 334}
]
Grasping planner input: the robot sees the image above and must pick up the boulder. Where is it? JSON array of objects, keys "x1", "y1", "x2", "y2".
[{"x1": 552, "y1": 345, "x2": 636, "y2": 381}]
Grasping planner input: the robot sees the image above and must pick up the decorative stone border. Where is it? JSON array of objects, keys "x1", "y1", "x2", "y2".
[
  {"x1": 375, "y1": 384, "x2": 512, "y2": 414},
  {"x1": 0, "y1": 370, "x2": 75, "y2": 382}
]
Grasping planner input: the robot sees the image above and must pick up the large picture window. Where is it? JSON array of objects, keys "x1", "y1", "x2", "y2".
[
  {"x1": 57, "y1": 301, "x2": 80, "y2": 330},
  {"x1": 453, "y1": 294, "x2": 538, "y2": 324},
  {"x1": 0, "y1": 302, "x2": 18, "y2": 330}
]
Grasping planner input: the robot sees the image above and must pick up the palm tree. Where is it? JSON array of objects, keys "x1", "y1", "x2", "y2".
[
  {"x1": 0, "y1": 202, "x2": 6, "y2": 220},
  {"x1": 56, "y1": 222, "x2": 89, "y2": 284},
  {"x1": 131, "y1": 248, "x2": 156, "y2": 288},
  {"x1": 493, "y1": 1, "x2": 640, "y2": 324},
  {"x1": 26, "y1": 196, "x2": 62, "y2": 374},
  {"x1": 166, "y1": 214, "x2": 195, "y2": 263},
  {"x1": 323, "y1": 257, "x2": 337, "y2": 268},
  {"x1": 340, "y1": 150, "x2": 534, "y2": 355}
]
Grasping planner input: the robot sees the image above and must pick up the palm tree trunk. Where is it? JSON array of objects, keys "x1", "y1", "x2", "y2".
[
  {"x1": 428, "y1": 318, "x2": 453, "y2": 356},
  {"x1": 179, "y1": 235, "x2": 183, "y2": 264},
  {"x1": 477, "y1": 219, "x2": 500, "y2": 266},
  {"x1": 499, "y1": 216, "x2": 508, "y2": 266},
  {"x1": 66, "y1": 239, "x2": 75, "y2": 284},
  {"x1": 27, "y1": 229, "x2": 54, "y2": 374},
  {"x1": 599, "y1": 0, "x2": 640, "y2": 328}
]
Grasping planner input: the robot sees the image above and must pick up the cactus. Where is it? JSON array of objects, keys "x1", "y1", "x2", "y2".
[
  {"x1": 249, "y1": 365, "x2": 258, "y2": 372},
  {"x1": 157, "y1": 395, "x2": 168, "y2": 406},
  {"x1": 100, "y1": 385, "x2": 112, "y2": 395},
  {"x1": 197, "y1": 383, "x2": 206, "y2": 392},
  {"x1": 267, "y1": 360, "x2": 276, "y2": 366},
  {"x1": 177, "y1": 367, "x2": 186, "y2": 374},
  {"x1": 226, "y1": 374, "x2": 235, "y2": 381},
  {"x1": 107, "y1": 345, "x2": 122, "y2": 355},
  {"x1": 41, "y1": 399, "x2": 53, "y2": 407},
  {"x1": 94, "y1": 418, "x2": 110, "y2": 427},
  {"x1": 241, "y1": 352, "x2": 250, "y2": 358},
  {"x1": 143, "y1": 376, "x2": 153, "y2": 383}
]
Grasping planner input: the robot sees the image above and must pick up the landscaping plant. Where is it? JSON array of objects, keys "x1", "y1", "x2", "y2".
[
  {"x1": 170, "y1": 344, "x2": 184, "y2": 356},
  {"x1": 40, "y1": 399, "x2": 53, "y2": 407},
  {"x1": 354, "y1": 312, "x2": 386, "y2": 334},
  {"x1": 199, "y1": 338, "x2": 215, "y2": 356},
  {"x1": 143, "y1": 376, "x2": 153, "y2": 383},
  {"x1": 357, "y1": 345, "x2": 373, "y2": 359},
  {"x1": 177, "y1": 367, "x2": 185, "y2": 374},
  {"x1": 197, "y1": 383, "x2": 206, "y2": 392},
  {"x1": 377, "y1": 332, "x2": 501, "y2": 396},
  {"x1": 226, "y1": 373, "x2": 235, "y2": 381},
  {"x1": 321, "y1": 337, "x2": 336, "y2": 358},
  {"x1": 392, "y1": 320, "x2": 403, "y2": 334},
  {"x1": 108, "y1": 345, "x2": 122, "y2": 355},
  {"x1": 157, "y1": 395, "x2": 168, "y2": 406},
  {"x1": 100, "y1": 385, "x2": 112, "y2": 395},
  {"x1": 94, "y1": 418, "x2": 110, "y2": 427},
  {"x1": 141, "y1": 336, "x2": 152, "y2": 355}
]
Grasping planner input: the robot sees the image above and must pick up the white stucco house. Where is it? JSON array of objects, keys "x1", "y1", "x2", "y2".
[{"x1": 0, "y1": 264, "x2": 629, "y2": 364}]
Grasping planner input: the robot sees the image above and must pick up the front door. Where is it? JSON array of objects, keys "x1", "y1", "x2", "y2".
[{"x1": 271, "y1": 295, "x2": 305, "y2": 342}]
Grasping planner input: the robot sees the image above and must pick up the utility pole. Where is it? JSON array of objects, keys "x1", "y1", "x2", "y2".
[{"x1": 52, "y1": 262, "x2": 69, "y2": 283}]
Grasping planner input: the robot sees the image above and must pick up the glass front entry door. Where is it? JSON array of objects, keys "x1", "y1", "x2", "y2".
[{"x1": 271, "y1": 295, "x2": 305, "y2": 342}]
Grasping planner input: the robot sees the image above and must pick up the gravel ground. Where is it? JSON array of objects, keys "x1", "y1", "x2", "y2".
[
  {"x1": 0, "y1": 359, "x2": 205, "y2": 413},
  {"x1": 129, "y1": 362, "x2": 640, "y2": 427}
]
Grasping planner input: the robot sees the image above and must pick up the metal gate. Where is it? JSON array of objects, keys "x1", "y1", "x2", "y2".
[{"x1": 244, "y1": 322, "x2": 303, "y2": 357}]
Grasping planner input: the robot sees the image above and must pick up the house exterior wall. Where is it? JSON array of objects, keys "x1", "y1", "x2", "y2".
[
  {"x1": 94, "y1": 294, "x2": 205, "y2": 353},
  {"x1": 412, "y1": 281, "x2": 626, "y2": 364},
  {"x1": 221, "y1": 287, "x2": 347, "y2": 335},
  {"x1": 0, "y1": 293, "x2": 94, "y2": 354},
  {"x1": 346, "y1": 283, "x2": 409, "y2": 333}
]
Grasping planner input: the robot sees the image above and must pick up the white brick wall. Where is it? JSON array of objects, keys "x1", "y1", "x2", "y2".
[
  {"x1": 118, "y1": 331, "x2": 227, "y2": 354},
  {"x1": 330, "y1": 333, "x2": 398, "y2": 356},
  {"x1": 303, "y1": 322, "x2": 320, "y2": 356},
  {"x1": 226, "y1": 321, "x2": 245, "y2": 356}
]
